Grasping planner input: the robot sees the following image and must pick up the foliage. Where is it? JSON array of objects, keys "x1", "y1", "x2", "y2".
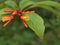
[{"x1": 0, "y1": 0, "x2": 60, "y2": 45}]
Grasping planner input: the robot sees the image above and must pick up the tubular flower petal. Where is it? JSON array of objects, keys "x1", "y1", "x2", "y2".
[
  {"x1": 22, "y1": 20, "x2": 28, "y2": 28},
  {"x1": 9, "y1": 16, "x2": 14, "y2": 19},
  {"x1": 12, "y1": 11, "x2": 17, "y2": 15},
  {"x1": 22, "y1": 11, "x2": 35, "y2": 14},
  {"x1": 3, "y1": 20, "x2": 11, "y2": 27},
  {"x1": 21, "y1": 16, "x2": 30, "y2": 21},
  {"x1": 4, "y1": 10, "x2": 14, "y2": 12},
  {"x1": 2, "y1": 16, "x2": 14, "y2": 22}
]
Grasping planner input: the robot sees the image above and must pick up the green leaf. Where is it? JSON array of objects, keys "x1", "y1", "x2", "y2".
[
  {"x1": 38, "y1": 6, "x2": 60, "y2": 16},
  {"x1": 0, "y1": 3, "x2": 6, "y2": 9},
  {"x1": 24, "y1": 5, "x2": 60, "y2": 17},
  {"x1": 19, "y1": 0, "x2": 34, "y2": 10},
  {"x1": 36, "y1": 1, "x2": 60, "y2": 9},
  {"x1": 24, "y1": 13, "x2": 45, "y2": 39},
  {"x1": 24, "y1": 1, "x2": 60, "y2": 10},
  {"x1": 5, "y1": 1, "x2": 17, "y2": 9},
  {"x1": 0, "y1": 16, "x2": 3, "y2": 20}
]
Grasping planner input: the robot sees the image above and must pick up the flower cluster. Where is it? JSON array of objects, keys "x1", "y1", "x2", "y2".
[{"x1": 2, "y1": 10, "x2": 34, "y2": 28}]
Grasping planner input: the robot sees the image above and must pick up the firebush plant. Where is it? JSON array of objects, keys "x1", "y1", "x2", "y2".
[{"x1": 0, "y1": 0, "x2": 60, "y2": 39}]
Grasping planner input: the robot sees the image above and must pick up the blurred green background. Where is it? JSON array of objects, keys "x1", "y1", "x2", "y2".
[{"x1": 0, "y1": 0, "x2": 60, "y2": 45}]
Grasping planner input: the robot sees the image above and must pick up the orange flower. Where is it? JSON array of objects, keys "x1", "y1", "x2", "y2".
[
  {"x1": 2, "y1": 16, "x2": 14, "y2": 27},
  {"x1": 2, "y1": 16, "x2": 11, "y2": 22},
  {"x1": 2, "y1": 16, "x2": 14, "y2": 22},
  {"x1": 20, "y1": 16, "x2": 30, "y2": 28},
  {"x1": 20, "y1": 16, "x2": 30, "y2": 21}
]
